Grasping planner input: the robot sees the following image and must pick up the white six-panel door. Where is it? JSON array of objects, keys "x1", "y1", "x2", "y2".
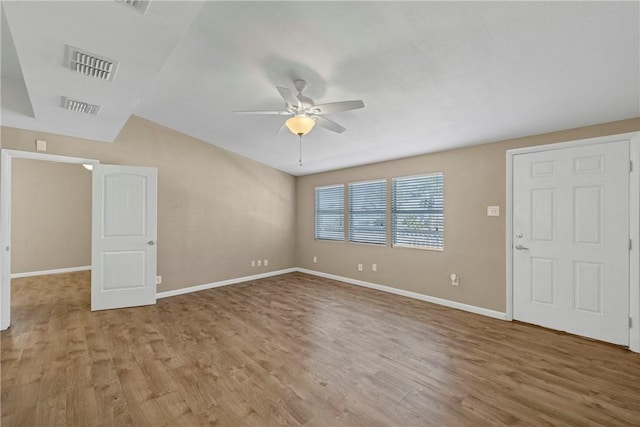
[
  {"x1": 92, "y1": 165, "x2": 157, "y2": 311},
  {"x1": 513, "y1": 141, "x2": 629, "y2": 345}
]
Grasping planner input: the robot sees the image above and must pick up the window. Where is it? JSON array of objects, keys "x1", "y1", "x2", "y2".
[
  {"x1": 315, "y1": 185, "x2": 345, "y2": 241},
  {"x1": 348, "y1": 180, "x2": 387, "y2": 245},
  {"x1": 392, "y1": 173, "x2": 444, "y2": 250}
]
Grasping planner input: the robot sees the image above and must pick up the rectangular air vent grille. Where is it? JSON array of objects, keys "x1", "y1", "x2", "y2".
[
  {"x1": 62, "y1": 97, "x2": 101, "y2": 115},
  {"x1": 115, "y1": 0, "x2": 150, "y2": 14},
  {"x1": 65, "y1": 46, "x2": 117, "y2": 81}
]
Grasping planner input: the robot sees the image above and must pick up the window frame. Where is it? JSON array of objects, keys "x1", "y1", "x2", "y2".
[
  {"x1": 347, "y1": 179, "x2": 387, "y2": 246},
  {"x1": 391, "y1": 172, "x2": 444, "y2": 251},
  {"x1": 314, "y1": 184, "x2": 345, "y2": 241}
]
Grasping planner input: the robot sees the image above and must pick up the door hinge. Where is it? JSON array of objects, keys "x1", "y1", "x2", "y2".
[
  {"x1": 631, "y1": 238, "x2": 633, "y2": 251},
  {"x1": 630, "y1": 317, "x2": 633, "y2": 328},
  {"x1": 631, "y1": 160, "x2": 634, "y2": 173}
]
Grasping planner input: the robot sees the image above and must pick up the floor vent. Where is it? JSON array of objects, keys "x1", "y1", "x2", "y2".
[
  {"x1": 65, "y1": 46, "x2": 117, "y2": 81},
  {"x1": 115, "y1": 0, "x2": 150, "y2": 14},
  {"x1": 62, "y1": 97, "x2": 101, "y2": 115}
]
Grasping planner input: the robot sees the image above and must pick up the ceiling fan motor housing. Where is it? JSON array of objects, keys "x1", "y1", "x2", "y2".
[
  {"x1": 293, "y1": 79, "x2": 314, "y2": 109},
  {"x1": 293, "y1": 79, "x2": 307, "y2": 93}
]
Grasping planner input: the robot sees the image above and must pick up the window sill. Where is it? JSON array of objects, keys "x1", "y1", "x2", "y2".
[
  {"x1": 348, "y1": 241, "x2": 387, "y2": 248},
  {"x1": 391, "y1": 243, "x2": 444, "y2": 252}
]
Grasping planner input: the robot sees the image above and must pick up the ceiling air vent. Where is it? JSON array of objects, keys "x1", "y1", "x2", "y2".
[
  {"x1": 62, "y1": 97, "x2": 101, "y2": 115},
  {"x1": 115, "y1": 0, "x2": 150, "y2": 14},
  {"x1": 65, "y1": 46, "x2": 118, "y2": 81}
]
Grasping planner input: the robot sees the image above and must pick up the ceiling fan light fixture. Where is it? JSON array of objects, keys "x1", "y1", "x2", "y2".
[{"x1": 285, "y1": 115, "x2": 315, "y2": 136}]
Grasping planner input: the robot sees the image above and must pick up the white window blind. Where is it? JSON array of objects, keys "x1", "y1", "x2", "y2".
[
  {"x1": 348, "y1": 180, "x2": 387, "y2": 245},
  {"x1": 392, "y1": 173, "x2": 444, "y2": 250},
  {"x1": 315, "y1": 185, "x2": 345, "y2": 241}
]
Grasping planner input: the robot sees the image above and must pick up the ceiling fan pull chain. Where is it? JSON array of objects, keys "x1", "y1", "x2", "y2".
[{"x1": 299, "y1": 134, "x2": 303, "y2": 167}]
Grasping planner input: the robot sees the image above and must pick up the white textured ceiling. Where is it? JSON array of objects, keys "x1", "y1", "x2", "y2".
[
  {"x1": 2, "y1": 1, "x2": 638, "y2": 176},
  {"x1": 1, "y1": 1, "x2": 204, "y2": 142}
]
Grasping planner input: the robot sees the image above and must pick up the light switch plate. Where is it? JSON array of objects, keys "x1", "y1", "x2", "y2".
[
  {"x1": 36, "y1": 139, "x2": 47, "y2": 151},
  {"x1": 487, "y1": 206, "x2": 500, "y2": 217}
]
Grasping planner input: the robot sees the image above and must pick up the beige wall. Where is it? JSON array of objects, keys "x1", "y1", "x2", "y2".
[
  {"x1": 296, "y1": 118, "x2": 640, "y2": 312},
  {"x1": 2, "y1": 115, "x2": 297, "y2": 292},
  {"x1": 3, "y1": 115, "x2": 638, "y2": 305},
  {"x1": 11, "y1": 159, "x2": 91, "y2": 273}
]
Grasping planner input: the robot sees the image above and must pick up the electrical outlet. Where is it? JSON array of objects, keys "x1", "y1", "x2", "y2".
[
  {"x1": 264, "y1": 259, "x2": 268, "y2": 267},
  {"x1": 372, "y1": 263, "x2": 377, "y2": 272},
  {"x1": 155, "y1": 275, "x2": 162, "y2": 285},
  {"x1": 450, "y1": 273, "x2": 459, "y2": 286},
  {"x1": 358, "y1": 263, "x2": 363, "y2": 272},
  {"x1": 36, "y1": 139, "x2": 47, "y2": 152},
  {"x1": 313, "y1": 256, "x2": 317, "y2": 264},
  {"x1": 487, "y1": 206, "x2": 500, "y2": 217},
  {"x1": 257, "y1": 260, "x2": 262, "y2": 266},
  {"x1": 251, "y1": 260, "x2": 255, "y2": 267}
]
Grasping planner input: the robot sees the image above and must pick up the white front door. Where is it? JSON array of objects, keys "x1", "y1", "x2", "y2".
[
  {"x1": 513, "y1": 141, "x2": 629, "y2": 345},
  {"x1": 92, "y1": 165, "x2": 157, "y2": 311}
]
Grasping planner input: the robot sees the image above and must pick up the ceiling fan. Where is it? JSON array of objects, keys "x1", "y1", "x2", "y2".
[
  {"x1": 234, "y1": 79, "x2": 364, "y2": 165},
  {"x1": 234, "y1": 79, "x2": 364, "y2": 166}
]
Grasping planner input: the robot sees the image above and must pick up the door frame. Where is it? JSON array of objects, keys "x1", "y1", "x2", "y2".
[
  {"x1": 0, "y1": 149, "x2": 99, "y2": 330},
  {"x1": 506, "y1": 131, "x2": 640, "y2": 353}
]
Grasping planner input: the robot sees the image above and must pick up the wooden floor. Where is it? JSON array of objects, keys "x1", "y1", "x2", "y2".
[{"x1": 2, "y1": 272, "x2": 639, "y2": 426}]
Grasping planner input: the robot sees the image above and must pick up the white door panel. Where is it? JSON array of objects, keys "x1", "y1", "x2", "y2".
[
  {"x1": 92, "y1": 165, "x2": 157, "y2": 311},
  {"x1": 513, "y1": 141, "x2": 629, "y2": 345}
]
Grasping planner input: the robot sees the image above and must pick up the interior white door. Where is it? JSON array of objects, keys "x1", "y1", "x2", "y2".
[
  {"x1": 513, "y1": 141, "x2": 629, "y2": 345},
  {"x1": 92, "y1": 165, "x2": 157, "y2": 311}
]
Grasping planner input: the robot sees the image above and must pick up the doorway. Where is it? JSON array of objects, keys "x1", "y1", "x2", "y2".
[
  {"x1": 0, "y1": 150, "x2": 99, "y2": 330},
  {"x1": 506, "y1": 132, "x2": 640, "y2": 352},
  {"x1": 11, "y1": 158, "x2": 91, "y2": 278}
]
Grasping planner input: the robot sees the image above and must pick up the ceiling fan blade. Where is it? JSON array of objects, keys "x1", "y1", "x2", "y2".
[
  {"x1": 313, "y1": 115, "x2": 346, "y2": 133},
  {"x1": 233, "y1": 110, "x2": 291, "y2": 115},
  {"x1": 311, "y1": 100, "x2": 364, "y2": 115},
  {"x1": 276, "y1": 86, "x2": 301, "y2": 109}
]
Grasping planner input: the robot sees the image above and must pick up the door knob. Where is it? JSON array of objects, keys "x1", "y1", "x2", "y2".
[
  {"x1": 148, "y1": 240, "x2": 155, "y2": 246},
  {"x1": 515, "y1": 233, "x2": 523, "y2": 238},
  {"x1": 515, "y1": 244, "x2": 529, "y2": 250}
]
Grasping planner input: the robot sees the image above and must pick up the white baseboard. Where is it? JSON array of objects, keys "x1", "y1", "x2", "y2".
[
  {"x1": 156, "y1": 268, "x2": 298, "y2": 299},
  {"x1": 11, "y1": 265, "x2": 91, "y2": 279},
  {"x1": 154, "y1": 267, "x2": 506, "y2": 321},
  {"x1": 297, "y1": 268, "x2": 508, "y2": 320}
]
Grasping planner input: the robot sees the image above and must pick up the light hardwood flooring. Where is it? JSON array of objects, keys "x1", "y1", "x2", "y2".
[{"x1": 2, "y1": 271, "x2": 639, "y2": 426}]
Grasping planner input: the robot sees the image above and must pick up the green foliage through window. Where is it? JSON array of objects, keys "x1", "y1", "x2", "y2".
[{"x1": 392, "y1": 173, "x2": 444, "y2": 249}]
